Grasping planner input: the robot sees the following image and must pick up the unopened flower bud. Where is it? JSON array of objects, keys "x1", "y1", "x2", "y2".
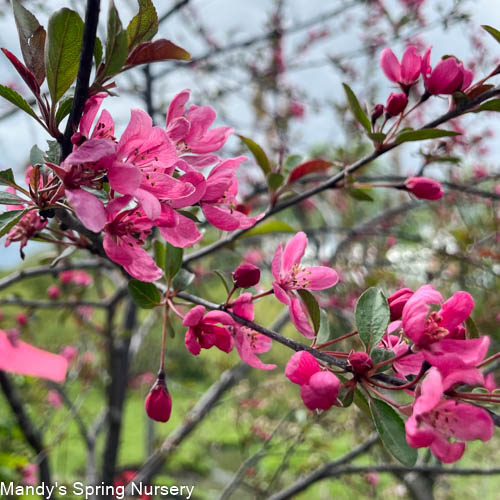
[
  {"x1": 371, "y1": 104, "x2": 384, "y2": 124},
  {"x1": 388, "y1": 288, "x2": 414, "y2": 321},
  {"x1": 16, "y1": 312, "x2": 28, "y2": 327},
  {"x1": 404, "y1": 177, "x2": 443, "y2": 200},
  {"x1": 232, "y1": 263, "x2": 261, "y2": 288},
  {"x1": 145, "y1": 373, "x2": 172, "y2": 423},
  {"x1": 47, "y1": 285, "x2": 60, "y2": 300},
  {"x1": 385, "y1": 92, "x2": 408, "y2": 118},
  {"x1": 348, "y1": 352, "x2": 373, "y2": 375}
]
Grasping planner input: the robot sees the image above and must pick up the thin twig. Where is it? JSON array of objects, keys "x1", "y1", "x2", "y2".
[
  {"x1": 267, "y1": 432, "x2": 379, "y2": 500},
  {"x1": 183, "y1": 85, "x2": 500, "y2": 265}
]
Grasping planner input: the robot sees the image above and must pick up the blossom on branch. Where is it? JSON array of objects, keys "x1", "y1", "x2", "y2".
[{"x1": 272, "y1": 232, "x2": 339, "y2": 337}]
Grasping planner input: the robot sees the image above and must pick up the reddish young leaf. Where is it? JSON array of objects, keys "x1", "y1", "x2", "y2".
[
  {"x1": 12, "y1": 0, "x2": 46, "y2": 85},
  {"x1": 288, "y1": 159, "x2": 333, "y2": 183},
  {"x1": 125, "y1": 39, "x2": 190, "y2": 66},
  {"x1": 1, "y1": 48, "x2": 40, "y2": 96}
]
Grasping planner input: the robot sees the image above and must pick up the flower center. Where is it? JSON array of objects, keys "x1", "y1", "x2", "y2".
[{"x1": 423, "y1": 311, "x2": 449, "y2": 342}]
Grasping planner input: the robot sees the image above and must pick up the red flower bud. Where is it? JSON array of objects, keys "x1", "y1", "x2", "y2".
[
  {"x1": 371, "y1": 104, "x2": 384, "y2": 123},
  {"x1": 384, "y1": 92, "x2": 408, "y2": 118},
  {"x1": 145, "y1": 374, "x2": 172, "y2": 423},
  {"x1": 387, "y1": 288, "x2": 414, "y2": 321},
  {"x1": 404, "y1": 177, "x2": 443, "y2": 200},
  {"x1": 348, "y1": 352, "x2": 373, "y2": 375},
  {"x1": 232, "y1": 263, "x2": 261, "y2": 288},
  {"x1": 47, "y1": 285, "x2": 60, "y2": 300},
  {"x1": 16, "y1": 312, "x2": 28, "y2": 327}
]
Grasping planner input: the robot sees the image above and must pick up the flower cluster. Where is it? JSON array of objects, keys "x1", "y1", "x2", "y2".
[
  {"x1": 4, "y1": 90, "x2": 259, "y2": 281},
  {"x1": 278, "y1": 283, "x2": 497, "y2": 463},
  {"x1": 371, "y1": 44, "x2": 476, "y2": 198}
]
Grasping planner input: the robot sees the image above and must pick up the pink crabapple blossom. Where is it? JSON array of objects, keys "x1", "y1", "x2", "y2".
[
  {"x1": 421, "y1": 47, "x2": 474, "y2": 95},
  {"x1": 285, "y1": 351, "x2": 340, "y2": 411},
  {"x1": 401, "y1": 285, "x2": 490, "y2": 377},
  {"x1": 182, "y1": 305, "x2": 233, "y2": 355},
  {"x1": 380, "y1": 46, "x2": 422, "y2": 91},
  {"x1": 387, "y1": 288, "x2": 414, "y2": 321},
  {"x1": 272, "y1": 231, "x2": 339, "y2": 337},
  {"x1": 405, "y1": 368, "x2": 493, "y2": 463}
]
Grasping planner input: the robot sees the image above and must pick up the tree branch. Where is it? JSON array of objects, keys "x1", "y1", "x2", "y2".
[
  {"x1": 267, "y1": 433, "x2": 379, "y2": 500},
  {"x1": 0, "y1": 371, "x2": 53, "y2": 497},
  {"x1": 61, "y1": 0, "x2": 101, "y2": 159},
  {"x1": 268, "y1": 463, "x2": 500, "y2": 500}
]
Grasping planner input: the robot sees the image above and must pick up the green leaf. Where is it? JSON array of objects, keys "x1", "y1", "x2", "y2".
[
  {"x1": 0, "y1": 84, "x2": 38, "y2": 120},
  {"x1": 465, "y1": 317, "x2": 479, "y2": 339},
  {"x1": 477, "y1": 99, "x2": 500, "y2": 112},
  {"x1": 347, "y1": 187, "x2": 374, "y2": 202},
  {"x1": 172, "y1": 269, "x2": 194, "y2": 291},
  {"x1": 368, "y1": 132, "x2": 386, "y2": 143},
  {"x1": 353, "y1": 389, "x2": 371, "y2": 416},
  {"x1": 128, "y1": 280, "x2": 162, "y2": 309},
  {"x1": 167, "y1": 320, "x2": 176, "y2": 338},
  {"x1": 177, "y1": 209, "x2": 201, "y2": 223},
  {"x1": 55, "y1": 96, "x2": 73, "y2": 125},
  {"x1": 342, "y1": 83, "x2": 371, "y2": 132},
  {"x1": 316, "y1": 309, "x2": 332, "y2": 345},
  {"x1": 371, "y1": 348, "x2": 395, "y2": 372},
  {"x1": 296, "y1": 289, "x2": 321, "y2": 335},
  {"x1": 45, "y1": 8, "x2": 84, "y2": 103},
  {"x1": 338, "y1": 384, "x2": 354, "y2": 408},
  {"x1": 213, "y1": 270, "x2": 231, "y2": 295},
  {"x1": 94, "y1": 36, "x2": 103, "y2": 68},
  {"x1": 238, "y1": 135, "x2": 271, "y2": 175},
  {"x1": 395, "y1": 129, "x2": 460, "y2": 143},
  {"x1": 240, "y1": 220, "x2": 295, "y2": 238},
  {"x1": 267, "y1": 172, "x2": 284, "y2": 191},
  {"x1": 126, "y1": 0, "x2": 158, "y2": 52},
  {"x1": 30, "y1": 145, "x2": 45, "y2": 167},
  {"x1": 482, "y1": 25, "x2": 500, "y2": 44},
  {"x1": 283, "y1": 154, "x2": 303, "y2": 175},
  {"x1": 355, "y1": 287, "x2": 390, "y2": 352},
  {"x1": 165, "y1": 243, "x2": 183, "y2": 280},
  {"x1": 154, "y1": 240, "x2": 165, "y2": 269},
  {"x1": 370, "y1": 398, "x2": 417, "y2": 466},
  {"x1": 0, "y1": 192, "x2": 24, "y2": 205},
  {"x1": 0, "y1": 169, "x2": 16, "y2": 187},
  {"x1": 0, "y1": 209, "x2": 27, "y2": 237},
  {"x1": 45, "y1": 140, "x2": 61, "y2": 164},
  {"x1": 101, "y1": 1, "x2": 128, "y2": 80},
  {"x1": 12, "y1": 0, "x2": 46, "y2": 85}
]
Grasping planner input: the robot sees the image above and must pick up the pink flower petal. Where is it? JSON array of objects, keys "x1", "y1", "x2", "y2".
[
  {"x1": 380, "y1": 47, "x2": 401, "y2": 83},
  {"x1": 0, "y1": 330, "x2": 67, "y2": 382},
  {"x1": 290, "y1": 295, "x2": 315, "y2": 338},
  {"x1": 66, "y1": 188, "x2": 106, "y2": 232},
  {"x1": 108, "y1": 161, "x2": 142, "y2": 194},
  {"x1": 303, "y1": 266, "x2": 339, "y2": 290},
  {"x1": 183, "y1": 305, "x2": 205, "y2": 327},
  {"x1": 282, "y1": 232, "x2": 307, "y2": 274},
  {"x1": 439, "y1": 291, "x2": 474, "y2": 333},
  {"x1": 285, "y1": 351, "x2": 320, "y2": 385}
]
